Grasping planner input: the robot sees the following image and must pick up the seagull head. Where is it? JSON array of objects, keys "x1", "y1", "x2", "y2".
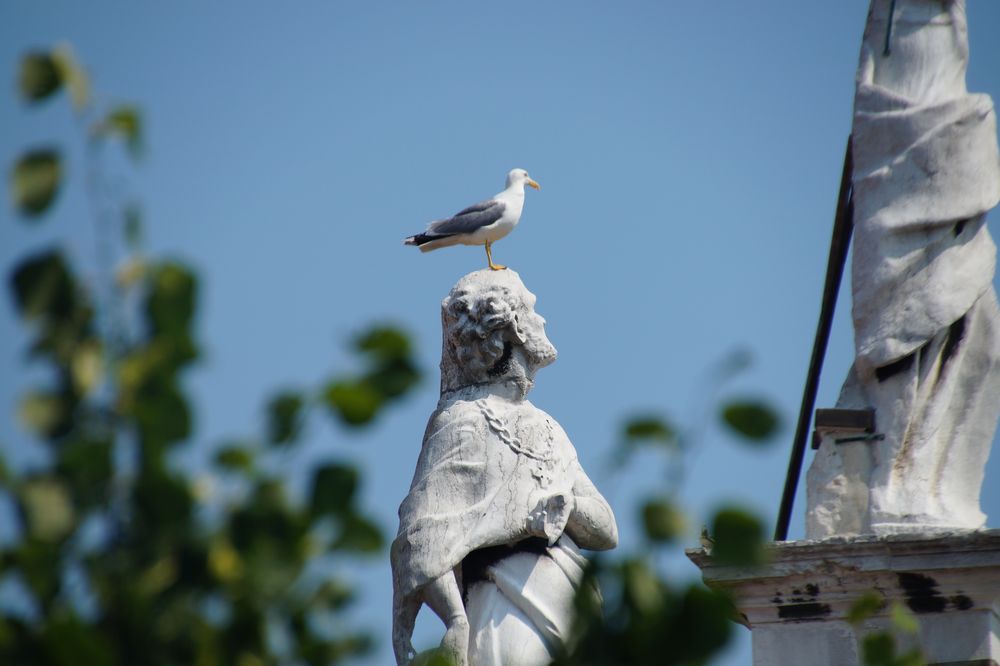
[{"x1": 506, "y1": 168, "x2": 540, "y2": 191}]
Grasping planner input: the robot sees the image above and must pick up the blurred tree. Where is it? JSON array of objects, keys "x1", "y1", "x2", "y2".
[
  {"x1": 2, "y1": 47, "x2": 419, "y2": 665},
  {"x1": 552, "y1": 353, "x2": 781, "y2": 666}
]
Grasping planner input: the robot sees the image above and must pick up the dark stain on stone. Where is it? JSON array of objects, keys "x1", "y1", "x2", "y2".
[
  {"x1": 791, "y1": 588, "x2": 802, "y2": 596},
  {"x1": 805, "y1": 583, "x2": 820, "y2": 597},
  {"x1": 771, "y1": 596, "x2": 783, "y2": 604},
  {"x1": 950, "y1": 594, "x2": 973, "y2": 611},
  {"x1": 777, "y1": 602, "x2": 832, "y2": 621},
  {"x1": 898, "y1": 572, "x2": 947, "y2": 613}
]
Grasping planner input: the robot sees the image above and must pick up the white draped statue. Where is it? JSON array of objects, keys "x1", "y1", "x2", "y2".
[
  {"x1": 807, "y1": 0, "x2": 1000, "y2": 537},
  {"x1": 391, "y1": 270, "x2": 618, "y2": 665}
]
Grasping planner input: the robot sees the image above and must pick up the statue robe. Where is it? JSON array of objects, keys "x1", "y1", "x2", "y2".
[
  {"x1": 392, "y1": 394, "x2": 613, "y2": 664},
  {"x1": 807, "y1": 0, "x2": 1000, "y2": 537}
]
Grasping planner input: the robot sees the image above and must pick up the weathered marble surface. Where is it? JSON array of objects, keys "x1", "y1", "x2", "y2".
[
  {"x1": 807, "y1": 0, "x2": 1000, "y2": 538},
  {"x1": 688, "y1": 529, "x2": 1000, "y2": 666},
  {"x1": 391, "y1": 270, "x2": 617, "y2": 665}
]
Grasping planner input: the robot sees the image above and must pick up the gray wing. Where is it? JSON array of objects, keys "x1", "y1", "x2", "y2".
[{"x1": 425, "y1": 199, "x2": 506, "y2": 237}]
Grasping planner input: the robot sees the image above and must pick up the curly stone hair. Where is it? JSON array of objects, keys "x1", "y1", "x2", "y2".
[{"x1": 441, "y1": 281, "x2": 528, "y2": 387}]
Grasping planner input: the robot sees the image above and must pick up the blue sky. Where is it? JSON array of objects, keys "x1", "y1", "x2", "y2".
[{"x1": 4, "y1": 2, "x2": 1000, "y2": 664}]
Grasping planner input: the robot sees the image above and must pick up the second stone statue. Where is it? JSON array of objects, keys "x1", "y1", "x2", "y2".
[{"x1": 391, "y1": 269, "x2": 618, "y2": 666}]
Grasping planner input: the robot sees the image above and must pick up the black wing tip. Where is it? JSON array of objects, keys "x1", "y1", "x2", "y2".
[{"x1": 404, "y1": 233, "x2": 448, "y2": 247}]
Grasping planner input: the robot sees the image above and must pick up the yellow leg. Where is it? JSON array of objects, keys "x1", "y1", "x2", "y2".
[{"x1": 485, "y1": 242, "x2": 506, "y2": 271}]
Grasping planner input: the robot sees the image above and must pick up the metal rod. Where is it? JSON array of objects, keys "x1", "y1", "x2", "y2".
[{"x1": 773, "y1": 136, "x2": 855, "y2": 541}]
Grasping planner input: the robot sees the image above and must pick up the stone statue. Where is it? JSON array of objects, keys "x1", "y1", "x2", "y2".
[
  {"x1": 807, "y1": 0, "x2": 1000, "y2": 537},
  {"x1": 391, "y1": 269, "x2": 618, "y2": 665}
]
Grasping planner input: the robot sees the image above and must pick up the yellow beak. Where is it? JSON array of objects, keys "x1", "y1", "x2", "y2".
[{"x1": 527, "y1": 178, "x2": 540, "y2": 190}]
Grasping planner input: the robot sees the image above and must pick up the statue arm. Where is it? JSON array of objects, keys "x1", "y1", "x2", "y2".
[
  {"x1": 422, "y1": 568, "x2": 470, "y2": 666},
  {"x1": 565, "y1": 465, "x2": 618, "y2": 551},
  {"x1": 391, "y1": 569, "x2": 470, "y2": 666},
  {"x1": 392, "y1": 591, "x2": 420, "y2": 665}
]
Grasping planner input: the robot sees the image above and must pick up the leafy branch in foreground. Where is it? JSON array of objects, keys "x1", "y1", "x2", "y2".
[
  {"x1": 2, "y1": 46, "x2": 420, "y2": 666},
  {"x1": 558, "y1": 352, "x2": 782, "y2": 665}
]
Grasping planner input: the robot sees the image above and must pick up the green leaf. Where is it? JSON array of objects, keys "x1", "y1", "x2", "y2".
[
  {"x1": 641, "y1": 498, "x2": 686, "y2": 543},
  {"x1": 56, "y1": 438, "x2": 113, "y2": 507},
  {"x1": 130, "y1": 378, "x2": 192, "y2": 447},
  {"x1": 18, "y1": 52, "x2": 62, "y2": 102},
  {"x1": 720, "y1": 399, "x2": 780, "y2": 442},
  {"x1": 710, "y1": 507, "x2": 766, "y2": 566},
  {"x1": 413, "y1": 650, "x2": 458, "y2": 666},
  {"x1": 623, "y1": 416, "x2": 676, "y2": 444},
  {"x1": 71, "y1": 339, "x2": 103, "y2": 395},
  {"x1": 133, "y1": 468, "x2": 194, "y2": 538},
  {"x1": 356, "y1": 325, "x2": 412, "y2": 360},
  {"x1": 324, "y1": 380, "x2": 382, "y2": 426},
  {"x1": 95, "y1": 105, "x2": 143, "y2": 159},
  {"x1": 367, "y1": 357, "x2": 420, "y2": 399},
  {"x1": 145, "y1": 261, "x2": 197, "y2": 337},
  {"x1": 848, "y1": 592, "x2": 884, "y2": 625},
  {"x1": 11, "y1": 149, "x2": 62, "y2": 217},
  {"x1": 267, "y1": 392, "x2": 305, "y2": 445},
  {"x1": 889, "y1": 601, "x2": 919, "y2": 635},
  {"x1": 51, "y1": 44, "x2": 89, "y2": 110},
  {"x1": 672, "y1": 584, "x2": 736, "y2": 662},
  {"x1": 18, "y1": 391, "x2": 71, "y2": 438},
  {"x1": 19, "y1": 477, "x2": 75, "y2": 542},
  {"x1": 861, "y1": 632, "x2": 896, "y2": 666},
  {"x1": 310, "y1": 580, "x2": 355, "y2": 610},
  {"x1": 39, "y1": 614, "x2": 114, "y2": 666},
  {"x1": 10, "y1": 249, "x2": 75, "y2": 321},
  {"x1": 334, "y1": 513, "x2": 383, "y2": 553},
  {"x1": 621, "y1": 559, "x2": 664, "y2": 616},
  {"x1": 214, "y1": 445, "x2": 255, "y2": 473},
  {"x1": 309, "y1": 463, "x2": 358, "y2": 518}
]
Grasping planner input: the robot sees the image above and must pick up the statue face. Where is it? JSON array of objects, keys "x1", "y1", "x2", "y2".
[{"x1": 517, "y1": 290, "x2": 557, "y2": 373}]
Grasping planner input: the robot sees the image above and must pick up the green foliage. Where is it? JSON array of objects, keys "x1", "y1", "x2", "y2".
[
  {"x1": 11, "y1": 249, "x2": 75, "y2": 322},
  {"x1": 559, "y1": 557, "x2": 734, "y2": 666},
  {"x1": 848, "y1": 592, "x2": 885, "y2": 624},
  {"x1": 848, "y1": 596, "x2": 926, "y2": 666},
  {"x1": 267, "y1": 392, "x2": 305, "y2": 444},
  {"x1": 94, "y1": 105, "x2": 143, "y2": 159},
  {"x1": 709, "y1": 507, "x2": 766, "y2": 566},
  {"x1": 2, "y1": 46, "x2": 422, "y2": 666},
  {"x1": 310, "y1": 464, "x2": 358, "y2": 518},
  {"x1": 623, "y1": 416, "x2": 677, "y2": 447},
  {"x1": 570, "y1": 353, "x2": 783, "y2": 664},
  {"x1": 641, "y1": 498, "x2": 686, "y2": 544},
  {"x1": 322, "y1": 327, "x2": 419, "y2": 427},
  {"x1": 11, "y1": 149, "x2": 62, "y2": 218},
  {"x1": 720, "y1": 399, "x2": 780, "y2": 442},
  {"x1": 19, "y1": 52, "x2": 62, "y2": 102}
]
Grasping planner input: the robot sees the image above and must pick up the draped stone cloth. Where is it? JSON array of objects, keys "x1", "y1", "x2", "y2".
[
  {"x1": 392, "y1": 393, "x2": 612, "y2": 664},
  {"x1": 807, "y1": 0, "x2": 1000, "y2": 537}
]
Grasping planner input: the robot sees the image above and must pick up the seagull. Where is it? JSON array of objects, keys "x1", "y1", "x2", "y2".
[{"x1": 403, "y1": 168, "x2": 540, "y2": 270}]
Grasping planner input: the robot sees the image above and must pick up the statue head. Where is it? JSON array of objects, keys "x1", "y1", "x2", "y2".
[{"x1": 439, "y1": 270, "x2": 557, "y2": 396}]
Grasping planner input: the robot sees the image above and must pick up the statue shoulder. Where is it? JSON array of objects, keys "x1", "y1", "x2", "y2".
[
  {"x1": 420, "y1": 399, "x2": 494, "y2": 451},
  {"x1": 426, "y1": 399, "x2": 488, "y2": 430}
]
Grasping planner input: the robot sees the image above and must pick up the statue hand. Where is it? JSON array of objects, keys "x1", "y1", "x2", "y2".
[
  {"x1": 531, "y1": 491, "x2": 576, "y2": 546},
  {"x1": 440, "y1": 614, "x2": 470, "y2": 666}
]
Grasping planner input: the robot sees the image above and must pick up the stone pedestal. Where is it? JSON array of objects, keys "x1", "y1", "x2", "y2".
[{"x1": 688, "y1": 530, "x2": 1000, "y2": 666}]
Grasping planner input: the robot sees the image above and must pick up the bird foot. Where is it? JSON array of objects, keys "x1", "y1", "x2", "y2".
[{"x1": 488, "y1": 263, "x2": 507, "y2": 271}]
